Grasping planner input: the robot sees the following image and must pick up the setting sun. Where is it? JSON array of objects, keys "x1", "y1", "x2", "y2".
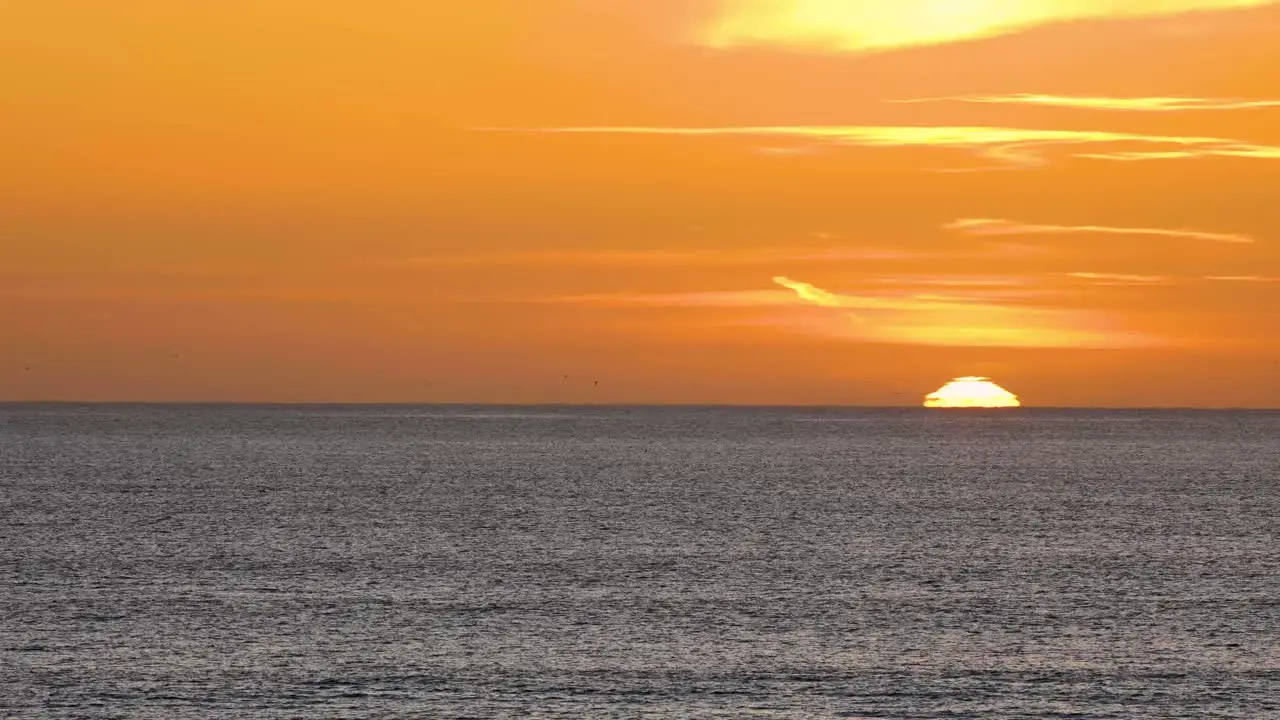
[{"x1": 924, "y1": 377, "x2": 1022, "y2": 408}]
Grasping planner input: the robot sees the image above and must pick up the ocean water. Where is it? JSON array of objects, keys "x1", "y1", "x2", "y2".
[{"x1": 1, "y1": 404, "x2": 1277, "y2": 719}]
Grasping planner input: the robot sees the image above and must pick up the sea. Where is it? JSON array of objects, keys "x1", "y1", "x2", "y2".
[{"x1": 1, "y1": 404, "x2": 1277, "y2": 719}]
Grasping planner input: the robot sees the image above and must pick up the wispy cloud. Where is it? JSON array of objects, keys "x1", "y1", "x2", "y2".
[
  {"x1": 702, "y1": 0, "x2": 1280, "y2": 53},
  {"x1": 499, "y1": 126, "x2": 1280, "y2": 170},
  {"x1": 947, "y1": 218, "x2": 1255, "y2": 244},
  {"x1": 1067, "y1": 272, "x2": 1171, "y2": 285},
  {"x1": 866, "y1": 275, "x2": 1041, "y2": 290},
  {"x1": 897, "y1": 94, "x2": 1280, "y2": 112},
  {"x1": 1205, "y1": 275, "x2": 1280, "y2": 282},
  {"x1": 772, "y1": 276, "x2": 846, "y2": 307},
  {"x1": 563, "y1": 287, "x2": 1017, "y2": 314},
  {"x1": 566, "y1": 278, "x2": 1155, "y2": 348},
  {"x1": 1074, "y1": 148, "x2": 1280, "y2": 161}
]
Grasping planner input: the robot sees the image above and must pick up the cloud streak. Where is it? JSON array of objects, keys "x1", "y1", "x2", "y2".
[
  {"x1": 502, "y1": 125, "x2": 1280, "y2": 169},
  {"x1": 1067, "y1": 272, "x2": 1171, "y2": 285},
  {"x1": 567, "y1": 278, "x2": 1155, "y2": 348},
  {"x1": 1205, "y1": 275, "x2": 1280, "y2": 282},
  {"x1": 702, "y1": 0, "x2": 1280, "y2": 53},
  {"x1": 897, "y1": 94, "x2": 1280, "y2": 112},
  {"x1": 946, "y1": 218, "x2": 1255, "y2": 244},
  {"x1": 772, "y1": 276, "x2": 846, "y2": 307}
]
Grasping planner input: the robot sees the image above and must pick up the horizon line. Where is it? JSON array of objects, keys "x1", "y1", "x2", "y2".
[{"x1": 1, "y1": 401, "x2": 1277, "y2": 412}]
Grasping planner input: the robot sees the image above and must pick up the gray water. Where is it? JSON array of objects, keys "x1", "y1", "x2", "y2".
[{"x1": 2, "y1": 404, "x2": 1278, "y2": 719}]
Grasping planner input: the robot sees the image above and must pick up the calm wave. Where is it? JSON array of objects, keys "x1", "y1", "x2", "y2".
[{"x1": 3, "y1": 405, "x2": 1278, "y2": 718}]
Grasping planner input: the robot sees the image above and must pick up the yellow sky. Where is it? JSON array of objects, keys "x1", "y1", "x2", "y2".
[
  {"x1": 3, "y1": 1, "x2": 1280, "y2": 406},
  {"x1": 704, "y1": 0, "x2": 1280, "y2": 52}
]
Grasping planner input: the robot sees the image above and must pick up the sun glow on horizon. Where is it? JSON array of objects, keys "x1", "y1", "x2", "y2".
[{"x1": 924, "y1": 377, "x2": 1022, "y2": 408}]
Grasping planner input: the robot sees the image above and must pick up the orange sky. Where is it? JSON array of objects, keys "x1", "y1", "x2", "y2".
[{"x1": 3, "y1": 0, "x2": 1280, "y2": 406}]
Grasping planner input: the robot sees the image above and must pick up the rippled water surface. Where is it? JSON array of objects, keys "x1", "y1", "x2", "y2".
[{"x1": 2, "y1": 405, "x2": 1278, "y2": 718}]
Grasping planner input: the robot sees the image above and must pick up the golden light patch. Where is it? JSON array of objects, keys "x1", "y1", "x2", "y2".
[
  {"x1": 946, "y1": 218, "x2": 1255, "y2": 244},
  {"x1": 573, "y1": 279, "x2": 1157, "y2": 350},
  {"x1": 703, "y1": 0, "x2": 1278, "y2": 53},
  {"x1": 924, "y1": 376, "x2": 1022, "y2": 408},
  {"x1": 518, "y1": 125, "x2": 1280, "y2": 169}
]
